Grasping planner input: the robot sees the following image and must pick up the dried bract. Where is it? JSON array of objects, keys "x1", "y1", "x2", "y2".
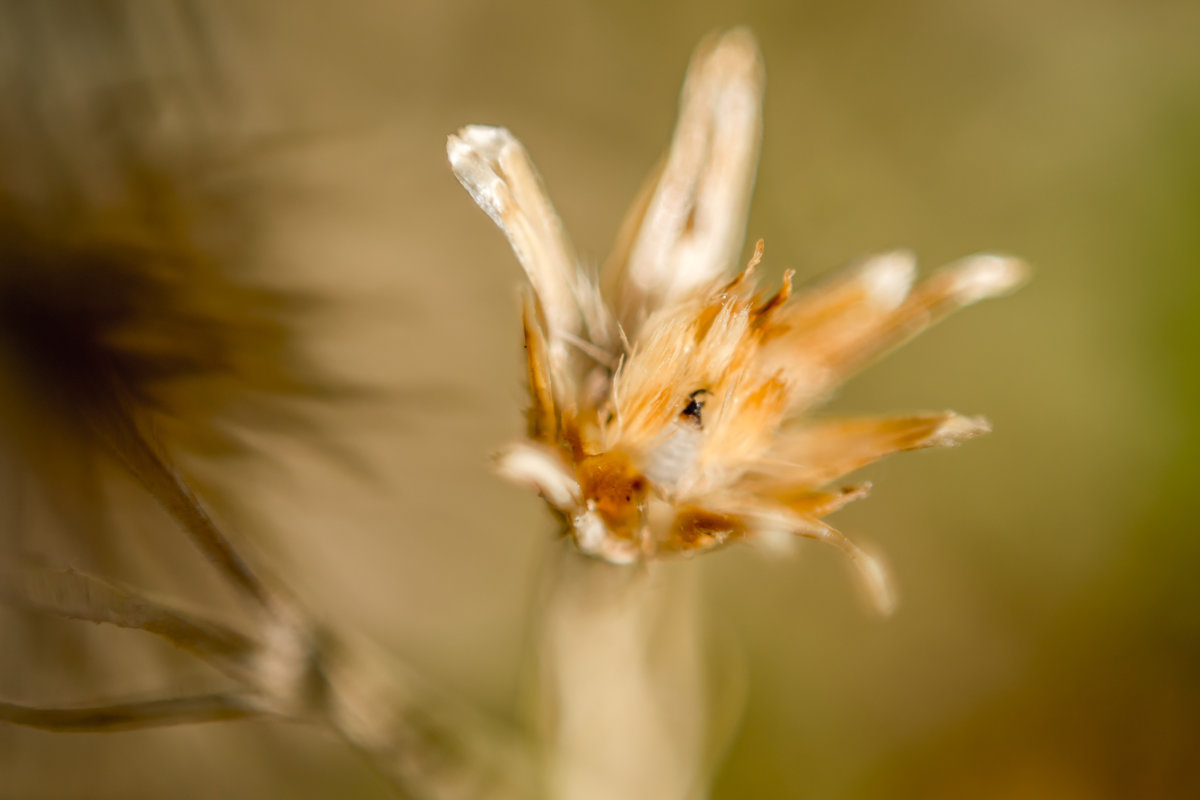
[{"x1": 450, "y1": 29, "x2": 1026, "y2": 611}]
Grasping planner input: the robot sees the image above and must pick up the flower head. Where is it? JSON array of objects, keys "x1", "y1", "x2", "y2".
[{"x1": 448, "y1": 29, "x2": 1025, "y2": 611}]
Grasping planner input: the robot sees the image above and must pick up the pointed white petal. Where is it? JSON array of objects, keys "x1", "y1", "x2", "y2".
[
  {"x1": 606, "y1": 29, "x2": 765, "y2": 331},
  {"x1": 939, "y1": 253, "x2": 1029, "y2": 304},
  {"x1": 448, "y1": 125, "x2": 584, "y2": 352},
  {"x1": 857, "y1": 250, "x2": 918, "y2": 310}
]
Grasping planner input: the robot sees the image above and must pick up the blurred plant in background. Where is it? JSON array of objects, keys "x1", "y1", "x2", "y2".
[
  {"x1": 0, "y1": 4, "x2": 533, "y2": 798},
  {"x1": 0, "y1": 0, "x2": 318, "y2": 716},
  {"x1": 0, "y1": 1, "x2": 333, "y2": 605},
  {"x1": 1, "y1": 1, "x2": 1198, "y2": 799}
]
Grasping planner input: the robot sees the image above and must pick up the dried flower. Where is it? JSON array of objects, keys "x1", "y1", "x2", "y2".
[{"x1": 449, "y1": 29, "x2": 1025, "y2": 611}]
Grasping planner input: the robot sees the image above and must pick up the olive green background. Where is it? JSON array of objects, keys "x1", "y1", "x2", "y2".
[{"x1": 2, "y1": 1, "x2": 1198, "y2": 797}]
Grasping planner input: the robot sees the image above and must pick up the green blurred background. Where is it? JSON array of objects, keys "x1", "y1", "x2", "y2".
[{"x1": 2, "y1": 1, "x2": 1198, "y2": 797}]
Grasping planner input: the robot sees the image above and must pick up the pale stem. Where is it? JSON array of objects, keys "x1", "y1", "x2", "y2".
[{"x1": 535, "y1": 543, "x2": 711, "y2": 800}]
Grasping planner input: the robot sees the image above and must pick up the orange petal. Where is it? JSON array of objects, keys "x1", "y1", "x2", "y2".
[
  {"x1": 750, "y1": 412, "x2": 991, "y2": 489},
  {"x1": 522, "y1": 294, "x2": 557, "y2": 444},
  {"x1": 767, "y1": 252, "x2": 1028, "y2": 411},
  {"x1": 660, "y1": 506, "x2": 748, "y2": 555},
  {"x1": 770, "y1": 483, "x2": 872, "y2": 517}
]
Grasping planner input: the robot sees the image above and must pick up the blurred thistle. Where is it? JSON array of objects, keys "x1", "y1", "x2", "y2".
[
  {"x1": 449, "y1": 29, "x2": 1027, "y2": 613},
  {"x1": 0, "y1": 2, "x2": 325, "y2": 589},
  {"x1": 0, "y1": 8, "x2": 535, "y2": 798}
]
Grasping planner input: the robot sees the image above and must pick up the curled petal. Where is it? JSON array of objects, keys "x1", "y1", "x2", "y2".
[
  {"x1": 703, "y1": 499, "x2": 896, "y2": 615},
  {"x1": 760, "y1": 512, "x2": 894, "y2": 615},
  {"x1": 494, "y1": 441, "x2": 580, "y2": 512},
  {"x1": 605, "y1": 28, "x2": 765, "y2": 333},
  {"x1": 807, "y1": 522, "x2": 897, "y2": 617}
]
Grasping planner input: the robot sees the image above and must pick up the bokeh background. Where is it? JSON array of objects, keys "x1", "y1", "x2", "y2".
[{"x1": 2, "y1": 1, "x2": 1198, "y2": 797}]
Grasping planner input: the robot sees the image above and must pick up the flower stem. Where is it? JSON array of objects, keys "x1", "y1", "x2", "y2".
[{"x1": 535, "y1": 543, "x2": 710, "y2": 800}]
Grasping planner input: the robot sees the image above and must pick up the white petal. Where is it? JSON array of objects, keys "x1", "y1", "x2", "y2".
[
  {"x1": 925, "y1": 413, "x2": 992, "y2": 447},
  {"x1": 940, "y1": 253, "x2": 1029, "y2": 304},
  {"x1": 494, "y1": 442, "x2": 579, "y2": 512},
  {"x1": 858, "y1": 250, "x2": 917, "y2": 310},
  {"x1": 448, "y1": 125, "x2": 584, "y2": 355},
  {"x1": 640, "y1": 422, "x2": 704, "y2": 495},
  {"x1": 607, "y1": 29, "x2": 765, "y2": 330}
]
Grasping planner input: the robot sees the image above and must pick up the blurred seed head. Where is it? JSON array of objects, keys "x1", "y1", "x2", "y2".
[
  {"x1": 0, "y1": 2, "x2": 327, "y2": 480},
  {"x1": 450, "y1": 30, "x2": 1026, "y2": 613}
]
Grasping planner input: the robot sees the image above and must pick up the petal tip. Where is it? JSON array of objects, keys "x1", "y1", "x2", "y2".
[
  {"x1": 447, "y1": 125, "x2": 517, "y2": 172},
  {"x1": 710, "y1": 27, "x2": 764, "y2": 72},
  {"x1": 856, "y1": 546, "x2": 898, "y2": 617},
  {"x1": 930, "y1": 413, "x2": 992, "y2": 447},
  {"x1": 861, "y1": 250, "x2": 917, "y2": 310},
  {"x1": 948, "y1": 253, "x2": 1030, "y2": 304}
]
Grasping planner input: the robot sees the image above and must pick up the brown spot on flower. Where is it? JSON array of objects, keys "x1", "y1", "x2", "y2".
[
  {"x1": 666, "y1": 507, "x2": 744, "y2": 553},
  {"x1": 576, "y1": 452, "x2": 648, "y2": 541}
]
